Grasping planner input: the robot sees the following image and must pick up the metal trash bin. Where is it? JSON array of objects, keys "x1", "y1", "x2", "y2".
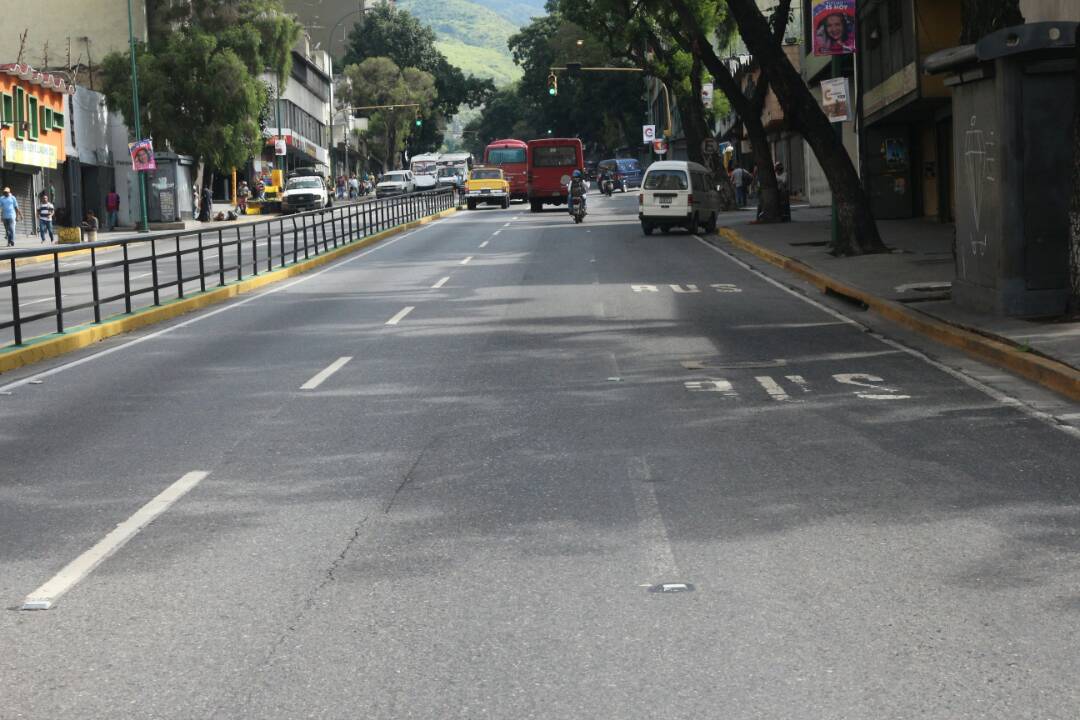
[{"x1": 926, "y1": 22, "x2": 1077, "y2": 317}]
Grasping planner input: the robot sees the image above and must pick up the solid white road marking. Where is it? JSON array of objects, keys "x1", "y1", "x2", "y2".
[
  {"x1": 627, "y1": 457, "x2": 680, "y2": 580},
  {"x1": 631, "y1": 284, "x2": 659, "y2": 293},
  {"x1": 478, "y1": 240, "x2": 489, "y2": 248},
  {"x1": 21, "y1": 471, "x2": 210, "y2": 610},
  {"x1": 300, "y1": 356, "x2": 353, "y2": 390},
  {"x1": 711, "y1": 283, "x2": 742, "y2": 293},
  {"x1": 385, "y1": 306, "x2": 415, "y2": 325},
  {"x1": 0, "y1": 222, "x2": 444, "y2": 394},
  {"x1": 670, "y1": 284, "x2": 700, "y2": 293},
  {"x1": 693, "y1": 235, "x2": 1080, "y2": 440},
  {"x1": 755, "y1": 376, "x2": 791, "y2": 401},
  {"x1": 833, "y1": 373, "x2": 910, "y2": 400},
  {"x1": 685, "y1": 379, "x2": 737, "y2": 396},
  {"x1": 460, "y1": 256, "x2": 473, "y2": 265},
  {"x1": 786, "y1": 375, "x2": 812, "y2": 392},
  {"x1": 431, "y1": 276, "x2": 450, "y2": 289}
]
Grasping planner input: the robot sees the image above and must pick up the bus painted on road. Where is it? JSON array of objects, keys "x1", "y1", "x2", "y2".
[
  {"x1": 526, "y1": 138, "x2": 584, "y2": 212},
  {"x1": 483, "y1": 139, "x2": 529, "y2": 202}
]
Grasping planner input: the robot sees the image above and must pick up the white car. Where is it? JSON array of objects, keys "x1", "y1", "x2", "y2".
[
  {"x1": 638, "y1": 160, "x2": 721, "y2": 235},
  {"x1": 376, "y1": 171, "x2": 415, "y2": 198},
  {"x1": 281, "y1": 176, "x2": 329, "y2": 214},
  {"x1": 414, "y1": 173, "x2": 438, "y2": 191}
]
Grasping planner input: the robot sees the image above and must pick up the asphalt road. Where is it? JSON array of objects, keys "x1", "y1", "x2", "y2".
[{"x1": 1, "y1": 193, "x2": 1078, "y2": 719}]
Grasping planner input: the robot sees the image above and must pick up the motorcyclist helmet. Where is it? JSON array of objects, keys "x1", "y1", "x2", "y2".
[{"x1": 572, "y1": 170, "x2": 582, "y2": 178}]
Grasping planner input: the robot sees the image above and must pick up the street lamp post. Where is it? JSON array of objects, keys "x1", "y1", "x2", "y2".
[{"x1": 126, "y1": 0, "x2": 149, "y2": 232}]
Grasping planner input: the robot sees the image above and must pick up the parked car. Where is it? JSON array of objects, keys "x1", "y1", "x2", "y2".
[
  {"x1": 376, "y1": 170, "x2": 415, "y2": 198},
  {"x1": 638, "y1": 160, "x2": 721, "y2": 235},
  {"x1": 281, "y1": 175, "x2": 329, "y2": 214},
  {"x1": 465, "y1": 167, "x2": 510, "y2": 210},
  {"x1": 597, "y1": 158, "x2": 643, "y2": 191}
]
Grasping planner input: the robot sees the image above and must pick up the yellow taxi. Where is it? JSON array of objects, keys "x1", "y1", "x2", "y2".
[{"x1": 465, "y1": 167, "x2": 510, "y2": 210}]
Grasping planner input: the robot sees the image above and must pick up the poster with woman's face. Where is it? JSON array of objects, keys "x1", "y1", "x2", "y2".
[
  {"x1": 129, "y1": 139, "x2": 157, "y2": 171},
  {"x1": 813, "y1": 0, "x2": 857, "y2": 56}
]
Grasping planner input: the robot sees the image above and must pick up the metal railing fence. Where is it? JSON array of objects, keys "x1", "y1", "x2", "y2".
[{"x1": 1, "y1": 188, "x2": 456, "y2": 348}]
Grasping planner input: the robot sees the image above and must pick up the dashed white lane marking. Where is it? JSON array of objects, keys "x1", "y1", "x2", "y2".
[
  {"x1": 627, "y1": 457, "x2": 680, "y2": 581},
  {"x1": 755, "y1": 376, "x2": 791, "y2": 401},
  {"x1": 502, "y1": 222, "x2": 511, "y2": 227},
  {"x1": 18, "y1": 296, "x2": 59, "y2": 307},
  {"x1": 21, "y1": 471, "x2": 210, "y2": 610},
  {"x1": 300, "y1": 356, "x2": 352, "y2": 390},
  {"x1": 431, "y1": 276, "x2": 450, "y2": 289},
  {"x1": 786, "y1": 375, "x2": 812, "y2": 392},
  {"x1": 385, "y1": 306, "x2": 415, "y2": 325},
  {"x1": 492, "y1": 230, "x2": 501, "y2": 236},
  {"x1": 478, "y1": 241, "x2": 489, "y2": 248},
  {"x1": 0, "y1": 224, "x2": 439, "y2": 394},
  {"x1": 134, "y1": 271, "x2": 154, "y2": 279},
  {"x1": 460, "y1": 256, "x2": 473, "y2": 265},
  {"x1": 694, "y1": 235, "x2": 1080, "y2": 440}
]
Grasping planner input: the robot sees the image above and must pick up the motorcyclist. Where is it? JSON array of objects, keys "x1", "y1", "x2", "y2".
[{"x1": 567, "y1": 169, "x2": 588, "y2": 215}]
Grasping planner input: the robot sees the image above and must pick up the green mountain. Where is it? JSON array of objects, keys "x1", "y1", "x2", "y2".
[{"x1": 397, "y1": 0, "x2": 547, "y2": 85}]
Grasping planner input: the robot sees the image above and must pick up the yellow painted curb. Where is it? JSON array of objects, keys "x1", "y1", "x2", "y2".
[
  {"x1": 716, "y1": 226, "x2": 1080, "y2": 403},
  {"x1": 0, "y1": 208, "x2": 457, "y2": 375}
]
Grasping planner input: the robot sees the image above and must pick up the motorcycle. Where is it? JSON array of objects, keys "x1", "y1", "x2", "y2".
[
  {"x1": 600, "y1": 177, "x2": 614, "y2": 197},
  {"x1": 569, "y1": 195, "x2": 587, "y2": 224}
]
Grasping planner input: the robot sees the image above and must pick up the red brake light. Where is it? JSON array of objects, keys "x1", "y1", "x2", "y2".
[{"x1": 687, "y1": 194, "x2": 695, "y2": 206}]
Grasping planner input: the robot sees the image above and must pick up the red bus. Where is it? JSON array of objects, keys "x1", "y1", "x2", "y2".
[
  {"x1": 483, "y1": 139, "x2": 529, "y2": 202},
  {"x1": 526, "y1": 138, "x2": 584, "y2": 212}
]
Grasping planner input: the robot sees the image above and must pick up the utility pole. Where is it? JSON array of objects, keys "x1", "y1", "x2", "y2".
[{"x1": 126, "y1": 0, "x2": 149, "y2": 232}]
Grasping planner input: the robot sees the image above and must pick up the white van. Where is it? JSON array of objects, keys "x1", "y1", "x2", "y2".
[{"x1": 638, "y1": 160, "x2": 722, "y2": 235}]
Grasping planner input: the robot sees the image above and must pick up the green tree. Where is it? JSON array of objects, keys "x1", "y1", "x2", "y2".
[
  {"x1": 101, "y1": 0, "x2": 301, "y2": 184},
  {"x1": 960, "y1": 0, "x2": 1024, "y2": 43},
  {"x1": 708, "y1": 0, "x2": 885, "y2": 253},
  {"x1": 343, "y1": 57, "x2": 438, "y2": 170},
  {"x1": 343, "y1": 3, "x2": 495, "y2": 151}
]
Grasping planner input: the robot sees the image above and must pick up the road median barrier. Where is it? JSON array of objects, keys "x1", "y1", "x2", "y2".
[
  {"x1": 0, "y1": 207, "x2": 457, "y2": 375},
  {"x1": 715, "y1": 226, "x2": 1080, "y2": 403}
]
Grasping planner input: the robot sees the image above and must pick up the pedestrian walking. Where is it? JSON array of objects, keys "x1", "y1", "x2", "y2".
[
  {"x1": 37, "y1": 193, "x2": 55, "y2": 243},
  {"x1": 0, "y1": 186, "x2": 20, "y2": 246},
  {"x1": 348, "y1": 174, "x2": 360, "y2": 200},
  {"x1": 731, "y1": 164, "x2": 751, "y2": 209},
  {"x1": 237, "y1": 180, "x2": 251, "y2": 214},
  {"x1": 774, "y1": 162, "x2": 791, "y2": 222},
  {"x1": 106, "y1": 188, "x2": 120, "y2": 230},
  {"x1": 199, "y1": 186, "x2": 213, "y2": 221}
]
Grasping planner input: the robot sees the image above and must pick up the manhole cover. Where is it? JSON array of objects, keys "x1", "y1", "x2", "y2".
[{"x1": 649, "y1": 582, "x2": 695, "y2": 594}]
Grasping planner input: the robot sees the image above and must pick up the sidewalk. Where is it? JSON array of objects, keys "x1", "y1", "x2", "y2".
[{"x1": 713, "y1": 207, "x2": 1080, "y2": 399}]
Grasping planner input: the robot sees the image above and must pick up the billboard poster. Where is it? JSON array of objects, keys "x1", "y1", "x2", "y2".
[
  {"x1": 820, "y1": 77, "x2": 850, "y2": 122},
  {"x1": 128, "y1": 139, "x2": 157, "y2": 171},
  {"x1": 812, "y1": 0, "x2": 857, "y2": 56}
]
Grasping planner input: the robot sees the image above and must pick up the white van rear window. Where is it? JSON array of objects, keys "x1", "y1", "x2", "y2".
[{"x1": 644, "y1": 170, "x2": 688, "y2": 190}]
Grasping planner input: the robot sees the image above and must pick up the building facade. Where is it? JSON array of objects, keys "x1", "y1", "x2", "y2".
[
  {"x1": 258, "y1": 40, "x2": 333, "y2": 183},
  {"x1": 0, "y1": 64, "x2": 73, "y2": 236}
]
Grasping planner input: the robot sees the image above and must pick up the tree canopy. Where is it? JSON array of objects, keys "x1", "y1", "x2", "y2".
[{"x1": 101, "y1": 0, "x2": 301, "y2": 173}]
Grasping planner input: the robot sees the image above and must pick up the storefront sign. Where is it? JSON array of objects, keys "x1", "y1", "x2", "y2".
[
  {"x1": 4, "y1": 138, "x2": 57, "y2": 168},
  {"x1": 812, "y1": 1, "x2": 857, "y2": 56},
  {"x1": 820, "y1": 77, "x2": 850, "y2": 122},
  {"x1": 129, "y1": 138, "x2": 157, "y2": 171}
]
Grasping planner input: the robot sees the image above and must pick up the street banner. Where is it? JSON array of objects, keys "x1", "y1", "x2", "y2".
[
  {"x1": 128, "y1": 139, "x2": 156, "y2": 171},
  {"x1": 701, "y1": 82, "x2": 714, "y2": 106},
  {"x1": 642, "y1": 124, "x2": 656, "y2": 143},
  {"x1": 274, "y1": 138, "x2": 287, "y2": 156},
  {"x1": 812, "y1": 0, "x2": 856, "y2": 56},
  {"x1": 820, "y1": 77, "x2": 850, "y2": 122}
]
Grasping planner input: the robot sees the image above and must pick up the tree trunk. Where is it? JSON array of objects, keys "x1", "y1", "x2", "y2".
[
  {"x1": 1069, "y1": 24, "x2": 1080, "y2": 314},
  {"x1": 726, "y1": 0, "x2": 885, "y2": 253},
  {"x1": 665, "y1": 1, "x2": 782, "y2": 222},
  {"x1": 680, "y1": 59, "x2": 710, "y2": 166}
]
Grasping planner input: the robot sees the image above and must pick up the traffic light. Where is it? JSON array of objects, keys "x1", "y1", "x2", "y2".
[
  {"x1": 414, "y1": 111, "x2": 423, "y2": 128},
  {"x1": 546, "y1": 73, "x2": 558, "y2": 96}
]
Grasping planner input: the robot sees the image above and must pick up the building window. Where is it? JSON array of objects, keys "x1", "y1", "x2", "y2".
[
  {"x1": 14, "y1": 86, "x2": 25, "y2": 139},
  {"x1": 52, "y1": 110, "x2": 64, "y2": 129},
  {"x1": 1, "y1": 93, "x2": 11, "y2": 125},
  {"x1": 42, "y1": 106, "x2": 52, "y2": 133},
  {"x1": 28, "y1": 96, "x2": 39, "y2": 140}
]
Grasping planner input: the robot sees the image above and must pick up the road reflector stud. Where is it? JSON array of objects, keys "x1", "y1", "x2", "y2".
[{"x1": 649, "y1": 582, "x2": 694, "y2": 594}]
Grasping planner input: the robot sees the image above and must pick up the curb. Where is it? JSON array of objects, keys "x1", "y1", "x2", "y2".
[
  {"x1": 0, "y1": 208, "x2": 457, "y2": 375},
  {"x1": 715, "y1": 226, "x2": 1080, "y2": 403}
]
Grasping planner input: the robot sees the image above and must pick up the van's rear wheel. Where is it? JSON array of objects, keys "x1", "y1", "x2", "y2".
[
  {"x1": 641, "y1": 222, "x2": 654, "y2": 236},
  {"x1": 702, "y1": 212, "x2": 717, "y2": 233},
  {"x1": 530, "y1": 200, "x2": 542, "y2": 213}
]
